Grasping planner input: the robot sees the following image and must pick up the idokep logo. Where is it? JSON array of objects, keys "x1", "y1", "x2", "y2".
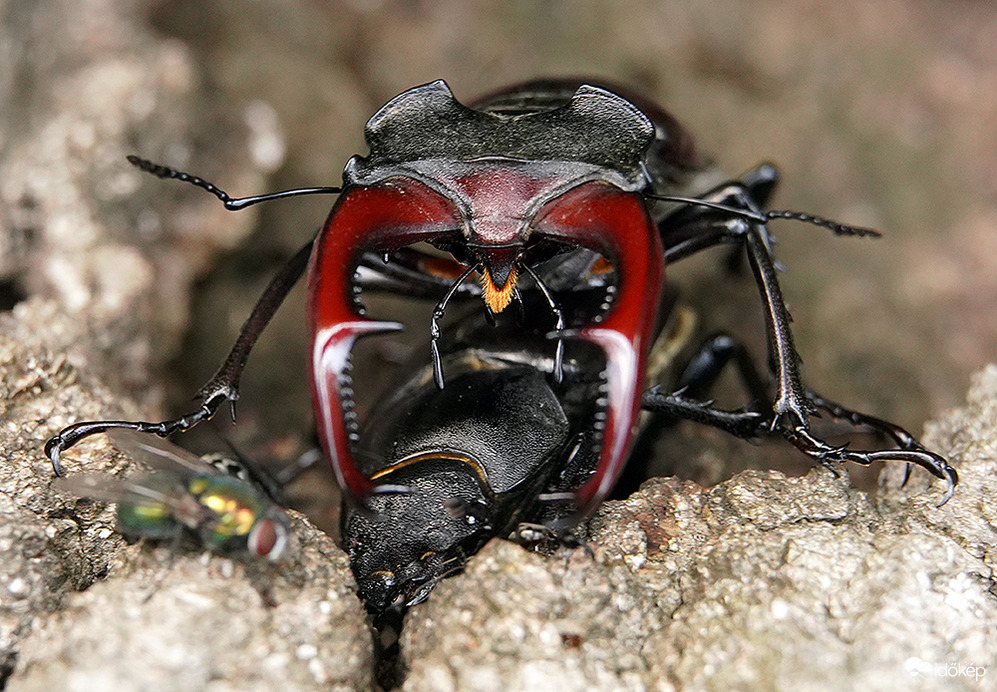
[{"x1": 905, "y1": 657, "x2": 987, "y2": 681}]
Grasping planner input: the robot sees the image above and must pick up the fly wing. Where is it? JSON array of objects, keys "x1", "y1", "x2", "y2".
[
  {"x1": 53, "y1": 472, "x2": 179, "y2": 507},
  {"x1": 54, "y1": 472, "x2": 210, "y2": 530},
  {"x1": 106, "y1": 428, "x2": 213, "y2": 478}
]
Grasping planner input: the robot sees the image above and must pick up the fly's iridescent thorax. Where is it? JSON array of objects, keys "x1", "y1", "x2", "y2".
[
  {"x1": 188, "y1": 475, "x2": 286, "y2": 556},
  {"x1": 116, "y1": 472, "x2": 291, "y2": 561}
]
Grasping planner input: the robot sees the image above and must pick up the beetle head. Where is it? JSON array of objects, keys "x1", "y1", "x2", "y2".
[
  {"x1": 341, "y1": 80, "x2": 656, "y2": 315},
  {"x1": 341, "y1": 454, "x2": 496, "y2": 614},
  {"x1": 342, "y1": 366, "x2": 572, "y2": 615},
  {"x1": 347, "y1": 80, "x2": 654, "y2": 182}
]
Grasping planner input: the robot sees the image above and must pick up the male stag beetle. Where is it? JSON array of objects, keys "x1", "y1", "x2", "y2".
[{"x1": 45, "y1": 79, "x2": 956, "y2": 598}]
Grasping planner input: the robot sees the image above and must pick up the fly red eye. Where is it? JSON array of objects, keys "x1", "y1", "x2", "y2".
[{"x1": 249, "y1": 517, "x2": 289, "y2": 561}]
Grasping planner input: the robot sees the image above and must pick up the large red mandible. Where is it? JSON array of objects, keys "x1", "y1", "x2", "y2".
[
  {"x1": 532, "y1": 181, "x2": 664, "y2": 516},
  {"x1": 309, "y1": 180, "x2": 461, "y2": 501}
]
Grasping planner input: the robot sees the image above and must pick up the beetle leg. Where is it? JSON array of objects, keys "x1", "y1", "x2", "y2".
[
  {"x1": 641, "y1": 391, "x2": 957, "y2": 504},
  {"x1": 46, "y1": 415, "x2": 208, "y2": 477},
  {"x1": 805, "y1": 390, "x2": 931, "y2": 453},
  {"x1": 45, "y1": 238, "x2": 315, "y2": 476},
  {"x1": 721, "y1": 164, "x2": 780, "y2": 273},
  {"x1": 354, "y1": 248, "x2": 481, "y2": 299},
  {"x1": 661, "y1": 222, "x2": 734, "y2": 264},
  {"x1": 640, "y1": 335, "x2": 768, "y2": 436},
  {"x1": 673, "y1": 191, "x2": 958, "y2": 499},
  {"x1": 271, "y1": 446, "x2": 324, "y2": 488},
  {"x1": 641, "y1": 332, "x2": 957, "y2": 503},
  {"x1": 653, "y1": 176, "x2": 942, "y2": 494},
  {"x1": 779, "y1": 425, "x2": 956, "y2": 505},
  {"x1": 673, "y1": 333, "x2": 768, "y2": 403},
  {"x1": 511, "y1": 522, "x2": 591, "y2": 557},
  {"x1": 657, "y1": 180, "x2": 814, "y2": 428},
  {"x1": 736, "y1": 213, "x2": 816, "y2": 425},
  {"x1": 738, "y1": 163, "x2": 780, "y2": 208},
  {"x1": 198, "y1": 237, "x2": 316, "y2": 411},
  {"x1": 802, "y1": 389, "x2": 957, "y2": 500},
  {"x1": 641, "y1": 387, "x2": 767, "y2": 438},
  {"x1": 657, "y1": 166, "x2": 771, "y2": 264}
]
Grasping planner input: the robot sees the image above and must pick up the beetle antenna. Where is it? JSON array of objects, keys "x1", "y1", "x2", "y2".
[
  {"x1": 430, "y1": 264, "x2": 479, "y2": 389},
  {"x1": 126, "y1": 155, "x2": 342, "y2": 211},
  {"x1": 522, "y1": 264, "x2": 565, "y2": 383},
  {"x1": 645, "y1": 193, "x2": 881, "y2": 239},
  {"x1": 763, "y1": 209, "x2": 880, "y2": 238}
]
